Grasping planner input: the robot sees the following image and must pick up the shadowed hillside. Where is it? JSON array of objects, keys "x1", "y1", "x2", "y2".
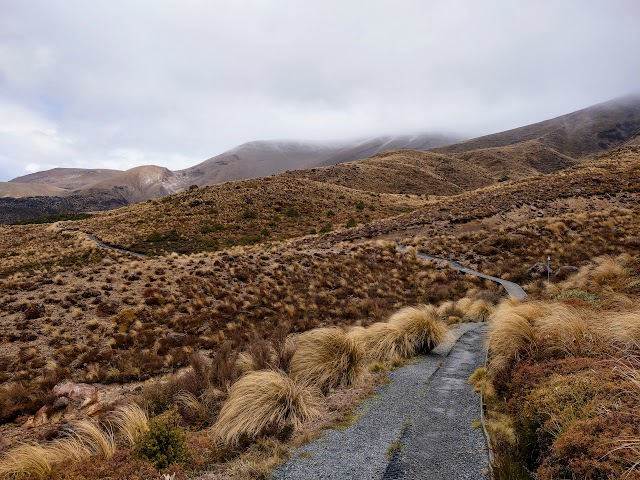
[{"x1": 434, "y1": 95, "x2": 640, "y2": 157}]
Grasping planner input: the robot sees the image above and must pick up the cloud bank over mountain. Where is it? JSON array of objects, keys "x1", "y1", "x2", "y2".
[{"x1": 1, "y1": 0, "x2": 639, "y2": 180}]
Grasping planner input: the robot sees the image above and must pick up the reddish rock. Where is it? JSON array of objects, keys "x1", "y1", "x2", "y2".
[
  {"x1": 528, "y1": 262, "x2": 551, "y2": 278},
  {"x1": 52, "y1": 396, "x2": 70, "y2": 410},
  {"x1": 34, "y1": 405, "x2": 51, "y2": 425},
  {"x1": 52, "y1": 382, "x2": 98, "y2": 407}
]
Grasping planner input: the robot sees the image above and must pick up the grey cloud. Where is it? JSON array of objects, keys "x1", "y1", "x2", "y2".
[{"x1": 0, "y1": 0, "x2": 639, "y2": 180}]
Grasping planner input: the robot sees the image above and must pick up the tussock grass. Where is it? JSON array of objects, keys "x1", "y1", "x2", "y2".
[
  {"x1": 536, "y1": 305, "x2": 596, "y2": 357},
  {"x1": 488, "y1": 309, "x2": 537, "y2": 364},
  {"x1": 464, "y1": 299, "x2": 494, "y2": 322},
  {"x1": 387, "y1": 305, "x2": 449, "y2": 354},
  {"x1": 109, "y1": 403, "x2": 149, "y2": 446},
  {"x1": 0, "y1": 420, "x2": 115, "y2": 479},
  {"x1": 210, "y1": 370, "x2": 319, "y2": 446},
  {"x1": 349, "y1": 322, "x2": 407, "y2": 362},
  {"x1": 290, "y1": 328, "x2": 364, "y2": 393},
  {"x1": 0, "y1": 443, "x2": 52, "y2": 479},
  {"x1": 349, "y1": 305, "x2": 449, "y2": 363}
]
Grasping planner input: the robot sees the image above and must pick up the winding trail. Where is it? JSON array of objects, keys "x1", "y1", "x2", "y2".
[
  {"x1": 275, "y1": 247, "x2": 526, "y2": 479},
  {"x1": 84, "y1": 233, "x2": 147, "y2": 258},
  {"x1": 274, "y1": 324, "x2": 489, "y2": 480},
  {"x1": 397, "y1": 246, "x2": 527, "y2": 300},
  {"x1": 64, "y1": 229, "x2": 148, "y2": 258}
]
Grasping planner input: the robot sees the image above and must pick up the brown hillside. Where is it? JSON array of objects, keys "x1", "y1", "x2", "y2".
[
  {"x1": 74, "y1": 176, "x2": 421, "y2": 255},
  {"x1": 301, "y1": 146, "x2": 640, "y2": 264},
  {"x1": 291, "y1": 140, "x2": 580, "y2": 194},
  {"x1": 9, "y1": 168, "x2": 121, "y2": 190},
  {"x1": 0, "y1": 182, "x2": 66, "y2": 198},
  {"x1": 433, "y1": 95, "x2": 640, "y2": 157}
]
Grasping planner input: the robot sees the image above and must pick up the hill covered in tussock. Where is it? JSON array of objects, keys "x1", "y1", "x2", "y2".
[
  {"x1": 298, "y1": 145, "x2": 640, "y2": 256},
  {"x1": 290, "y1": 139, "x2": 582, "y2": 195},
  {"x1": 73, "y1": 175, "x2": 422, "y2": 255}
]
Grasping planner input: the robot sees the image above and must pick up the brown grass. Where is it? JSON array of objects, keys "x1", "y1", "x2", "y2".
[
  {"x1": 210, "y1": 370, "x2": 319, "y2": 446},
  {"x1": 109, "y1": 403, "x2": 149, "y2": 446},
  {"x1": 349, "y1": 322, "x2": 407, "y2": 363},
  {"x1": 387, "y1": 305, "x2": 449, "y2": 354},
  {"x1": 289, "y1": 328, "x2": 364, "y2": 393},
  {"x1": 0, "y1": 420, "x2": 115, "y2": 479}
]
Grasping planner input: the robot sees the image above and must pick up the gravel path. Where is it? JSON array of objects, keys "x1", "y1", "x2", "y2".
[
  {"x1": 273, "y1": 323, "x2": 489, "y2": 480},
  {"x1": 396, "y1": 246, "x2": 527, "y2": 300}
]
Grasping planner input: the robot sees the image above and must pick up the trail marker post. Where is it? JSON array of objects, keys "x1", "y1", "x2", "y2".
[{"x1": 547, "y1": 256, "x2": 550, "y2": 284}]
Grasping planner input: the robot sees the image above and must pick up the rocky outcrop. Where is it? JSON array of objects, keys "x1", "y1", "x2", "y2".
[{"x1": 52, "y1": 382, "x2": 99, "y2": 408}]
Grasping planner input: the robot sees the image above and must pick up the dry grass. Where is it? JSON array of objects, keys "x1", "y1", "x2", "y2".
[
  {"x1": 0, "y1": 420, "x2": 115, "y2": 479},
  {"x1": 463, "y1": 299, "x2": 494, "y2": 322},
  {"x1": 349, "y1": 322, "x2": 407, "y2": 363},
  {"x1": 289, "y1": 328, "x2": 364, "y2": 393},
  {"x1": 210, "y1": 370, "x2": 319, "y2": 446},
  {"x1": 109, "y1": 403, "x2": 149, "y2": 446},
  {"x1": 387, "y1": 305, "x2": 449, "y2": 354},
  {"x1": 0, "y1": 443, "x2": 53, "y2": 479}
]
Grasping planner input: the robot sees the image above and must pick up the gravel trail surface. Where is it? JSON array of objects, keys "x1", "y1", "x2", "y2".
[
  {"x1": 273, "y1": 323, "x2": 489, "y2": 480},
  {"x1": 396, "y1": 246, "x2": 527, "y2": 300}
]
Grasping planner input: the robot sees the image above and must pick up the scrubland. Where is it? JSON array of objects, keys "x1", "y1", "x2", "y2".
[
  {"x1": 471, "y1": 254, "x2": 640, "y2": 479},
  {"x1": 0, "y1": 232, "x2": 500, "y2": 478},
  {"x1": 75, "y1": 176, "x2": 421, "y2": 255},
  {"x1": 0, "y1": 144, "x2": 638, "y2": 478}
]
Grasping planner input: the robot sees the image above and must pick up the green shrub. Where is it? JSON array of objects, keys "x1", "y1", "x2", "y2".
[
  {"x1": 346, "y1": 218, "x2": 357, "y2": 228},
  {"x1": 355, "y1": 201, "x2": 365, "y2": 211},
  {"x1": 242, "y1": 210, "x2": 257, "y2": 219},
  {"x1": 554, "y1": 290, "x2": 599, "y2": 304},
  {"x1": 319, "y1": 223, "x2": 332, "y2": 233},
  {"x1": 133, "y1": 408, "x2": 191, "y2": 469},
  {"x1": 286, "y1": 208, "x2": 301, "y2": 218},
  {"x1": 200, "y1": 222, "x2": 225, "y2": 233}
]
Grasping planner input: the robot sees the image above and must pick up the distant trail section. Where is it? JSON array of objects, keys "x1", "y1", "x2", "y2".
[
  {"x1": 396, "y1": 246, "x2": 527, "y2": 300},
  {"x1": 273, "y1": 324, "x2": 489, "y2": 480},
  {"x1": 67, "y1": 230, "x2": 147, "y2": 258}
]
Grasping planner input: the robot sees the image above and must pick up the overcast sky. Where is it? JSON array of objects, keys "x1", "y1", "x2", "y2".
[{"x1": 1, "y1": 0, "x2": 639, "y2": 181}]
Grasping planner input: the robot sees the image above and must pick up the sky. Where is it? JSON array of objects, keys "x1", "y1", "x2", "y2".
[{"x1": 1, "y1": 0, "x2": 639, "y2": 181}]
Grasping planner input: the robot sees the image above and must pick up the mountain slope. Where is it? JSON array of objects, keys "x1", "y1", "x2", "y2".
[
  {"x1": 433, "y1": 95, "x2": 640, "y2": 157},
  {"x1": 0, "y1": 182, "x2": 66, "y2": 198},
  {"x1": 290, "y1": 140, "x2": 579, "y2": 195},
  {"x1": 74, "y1": 165, "x2": 184, "y2": 203},
  {"x1": 10, "y1": 168, "x2": 122, "y2": 190},
  {"x1": 178, "y1": 134, "x2": 458, "y2": 187}
]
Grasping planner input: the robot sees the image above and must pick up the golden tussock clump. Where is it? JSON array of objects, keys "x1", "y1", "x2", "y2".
[
  {"x1": 349, "y1": 305, "x2": 449, "y2": 362},
  {"x1": 0, "y1": 443, "x2": 53, "y2": 479},
  {"x1": 289, "y1": 327, "x2": 364, "y2": 393},
  {"x1": 349, "y1": 322, "x2": 408, "y2": 362},
  {"x1": 387, "y1": 305, "x2": 449, "y2": 354},
  {"x1": 108, "y1": 403, "x2": 149, "y2": 446},
  {"x1": 463, "y1": 299, "x2": 495, "y2": 323},
  {"x1": 210, "y1": 370, "x2": 319, "y2": 446},
  {"x1": 535, "y1": 305, "x2": 598, "y2": 357},
  {"x1": 487, "y1": 303, "x2": 538, "y2": 364},
  {"x1": 0, "y1": 420, "x2": 116, "y2": 479}
]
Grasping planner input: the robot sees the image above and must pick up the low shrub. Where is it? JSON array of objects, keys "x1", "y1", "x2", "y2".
[{"x1": 133, "y1": 408, "x2": 190, "y2": 469}]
